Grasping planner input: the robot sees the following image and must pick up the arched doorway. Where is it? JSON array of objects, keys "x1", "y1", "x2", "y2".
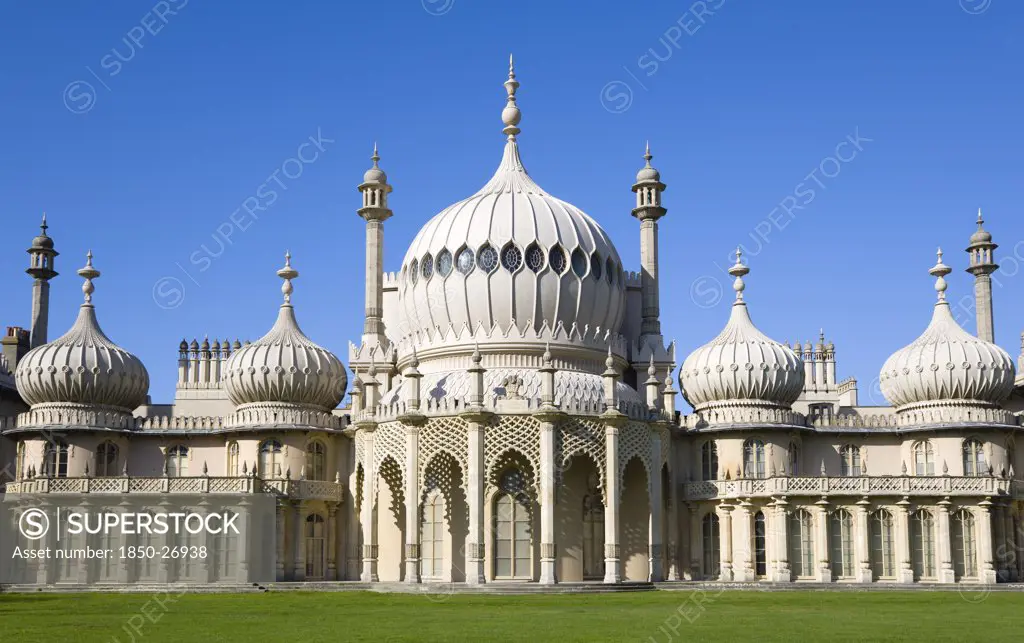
[
  {"x1": 305, "y1": 514, "x2": 326, "y2": 580},
  {"x1": 494, "y1": 468, "x2": 532, "y2": 580}
]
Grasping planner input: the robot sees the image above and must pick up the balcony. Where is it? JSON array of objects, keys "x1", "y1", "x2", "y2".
[{"x1": 682, "y1": 475, "x2": 1019, "y2": 500}]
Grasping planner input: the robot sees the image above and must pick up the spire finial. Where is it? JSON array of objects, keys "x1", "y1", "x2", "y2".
[
  {"x1": 728, "y1": 247, "x2": 750, "y2": 301},
  {"x1": 277, "y1": 250, "x2": 299, "y2": 305},
  {"x1": 371, "y1": 142, "x2": 380, "y2": 168},
  {"x1": 77, "y1": 250, "x2": 100, "y2": 304},
  {"x1": 977, "y1": 207, "x2": 984, "y2": 227},
  {"x1": 40, "y1": 212, "x2": 48, "y2": 234},
  {"x1": 501, "y1": 55, "x2": 522, "y2": 139},
  {"x1": 606, "y1": 343, "x2": 615, "y2": 370},
  {"x1": 644, "y1": 141, "x2": 652, "y2": 166},
  {"x1": 929, "y1": 247, "x2": 952, "y2": 302}
]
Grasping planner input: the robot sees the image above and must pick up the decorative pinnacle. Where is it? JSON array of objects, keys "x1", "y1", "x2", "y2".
[
  {"x1": 977, "y1": 207, "x2": 983, "y2": 227},
  {"x1": 410, "y1": 345, "x2": 419, "y2": 369},
  {"x1": 371, "y1": 142, "x2": 380, "y2": 168},
  {"x1": 501, "y1": 54, "x2": 521, "y2": 139},
  {"x1": 40, "y1": 212, "x2": 48, "y2": 235},
  {"x1": 644, "y1": 141, "x2": 653, "y2": 167},
  {"x1": 277, "y1": 250, "x2": 299, "y2": 304},
  {"x1": 606, "y1": 344, "x2": 615, "y2": 370},
  {"x1": 77, "y1": 250, "x2": 100, "y2": 304},
  {"x1": 472, "y1": 343, "x2": 482, "y2": 365},
  {"x1": 728, "y1": 247, "x2": 750, "y2": 301},
  {"x1": 929, "y1": 247, "x2": 952, "y2": 302},
  {"x1": 647, "y1": 354, "x2": 657, "y2": 377},
  {"x1": 543, "y1": 342, "x2": 552, "y2": 365}
]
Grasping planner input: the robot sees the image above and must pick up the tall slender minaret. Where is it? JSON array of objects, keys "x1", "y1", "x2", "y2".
[
  {"x1": 966, "y1": 208, "x2": 997, "y2": 342},
  {"x1": 26, "y1": 213, "x2": 58, "y2": 348},
  {"x1": 632, "y1": 143, "x2": 667, "y2": 338},
  {"x1": 358, "y1": 143, "x2": 393, "y2": 347}
]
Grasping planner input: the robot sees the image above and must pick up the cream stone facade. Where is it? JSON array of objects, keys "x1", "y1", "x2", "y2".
[{"x1": 3, "y1": 60, "x2": 1024, "y2": 587}]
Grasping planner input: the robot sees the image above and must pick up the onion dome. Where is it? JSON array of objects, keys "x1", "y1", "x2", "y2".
[
  {"x1": 396, "y1": 56, "x2": 626, "y2": 344},
  {"x1": 224, "y1": 252, "x2": 346, "y2": 411},
  {"x1": 680, "y1": 250, "x2": 804, "y2": 412},
  {"x1": 362, "y1": 143, "x2": 388, "y2": 185},
  {"x1": 879, "y1": 249, "x2": 1014, "y2": 411},
  {"x1": 969, "y1": 209, "x2": 992, "y2": 245},
  {"x1": 635, "y1": 142, "x2": 661, "y2": 183},
  {"x1": 30, "y1": 213, "x2": 54, "y2": 250},
  {"x1": 15, "y1": 252, "x2": 149, "y2": 411}
]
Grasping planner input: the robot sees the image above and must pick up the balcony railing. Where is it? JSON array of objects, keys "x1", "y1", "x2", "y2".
[
  {"x1": 2, "y1": 475, "x2": 344, "y2": 501},
  {"x1": 682, "y1": 475, "x2": 1017, "y2": 500}
]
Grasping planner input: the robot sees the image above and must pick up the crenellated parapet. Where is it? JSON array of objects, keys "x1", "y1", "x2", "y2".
[
  {"x1": 177, "y1": 336, "x2": 242, "y2": 390},
  {"x1": 683, "y1": 404, "x2": 806, "y2": 429}
]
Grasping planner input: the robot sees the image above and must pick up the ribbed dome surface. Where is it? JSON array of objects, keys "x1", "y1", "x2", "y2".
[
  {"x1": 16, "y1": 256, "x2": 149, "y2": 411},
  {"x1": 223, "y1": 255, "x2": 346, "y2": 411},
  {"x1": 680, "y1": 301, "x2": 804, "y2": 411},
  {"x1": 879, "y1": 300, "x2": 1014, "y2": 409}
]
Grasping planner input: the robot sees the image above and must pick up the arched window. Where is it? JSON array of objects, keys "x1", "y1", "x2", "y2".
[
  {"x1": 605, "y1": 257, "x2": 615, "y2": 285},
  {"x1": 494, "y1": 469, "x2": 531, "y2": 579},
  {"x1": 962, "y1": 439, "x2": 986, "y2": 477},
  {"x1": 582, "y1": 491, "x2": 605, "y2": 579},
  {"x1": 436, "y1": 249, "x2": 453, "y2": 277},
  {"x1": 829, "y1": 509, "x2": 855, "y2": 579},
  {"x1": 44, "y1": 440, "x2": 69, "y2": 478},
  {"x1": 456, "y1": 247, "x2": 475, "y2": 274},
  {"x1": 500, "y1": 244, "x2": 522, "y2": 272},
  {"x1": 590, "y1": 253, "x2": 603, "y2": 280},
  {"x1": 410, "y1": 258, "x2": 419, "y2": 284},
  {"x1": 421, "y1": 253, "x2": 434, "y2": 280},
  {"x1": 870, "y1": 509, "x2": 896, "y2": 580},
  {"x1": 15, "y1": 441, "x2": 25, "y2": 480},
  {"x1": 524, "y1": 243, "x2": 544, "y2": 273},
  {"x1": 304, "y1": 514, "x2": 326, "y2": 580},
  {"x1": 571, "y1": 248, "x2": 587, "y2": 278},
  {"x1": 305, "y1": 441, "x2": 327, "y2": 481},
  {"x1": 952, "y1": 509, "x2": 977, "y2": 580},
  {"x1": 840, "y1": 445, "x2": 861, "y2": 477},
  {"x1": 166, "y1": 445, "x2": 189, "y2": 478},
  {"x1": 788, "y1": 509, "x2": 814, "y2": 578},
  {"x1": 911, "y1": 510, "x2": 936, "y2": 580},
  {"x1": 420, "y1": 492, "x2": 445, "y2": 580},
  {"x1": 701, "y1": 513, "x2": 720, "y2": 580},
  {"x1": 477, "y1": 243, "x2": 498, "y2": 273},
  {"x1": 227, "y1": 442, "x2": 240, "y2": 477},
  {"x1": 95, "y1": 441, "x2": 118, "y2": 476},
  {"x1": 913, "y1": 442, "x2": 935, "y2": 476},
  {"x1": 548, "y1": 246, "x2": 566, "y2": 275},
  {"x1": 754, "y1": 511, "x2": 767, "y2": 577},
  {"x1": 259, "y1": 440, "x2": 283, "y2": 478},
  {"x1": 788, "y1": 442, "x2": 800, "y2": 476},
  {"x1": 743, "y1": 439, "x2": 765, "y2": 479},
  {"x1": 701, "y1": 441, "x2": 718, "y2": 481}
]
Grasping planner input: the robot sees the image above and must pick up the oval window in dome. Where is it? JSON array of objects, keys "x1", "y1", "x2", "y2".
[
  {"x1": 525, "y1": 243, "x2": 545, "y2": 273},
  {"x1": 421, "y1": 254, "x2": 434, "y2": 280},
  {"x1": 456, "y1": 247, "x2": 475, "y2": 274},
  {"x1": 571, "y1": 248, "x2": 587, "y2": 277},
  {"x1": 410, "y1": 258, "x2": 419, "y2": 284},
  {"x1": 478, "y1": 243, "x2": 499, "y2": 273},
  {"x1": 501, "y1": 244, "x2": 523, "y2": 272},
  {"x1": 549, "y1": 246, "x2": 567, "y2": 274},
  {"x1": 437, "y1": 249, "x2": 453, "y2": 277},
  {"x1": 590, "y1": 253, "x2": 603, "y2": 280},
  {"x1": 606, "y1": 257, "x2": 615, "y2": 284}
]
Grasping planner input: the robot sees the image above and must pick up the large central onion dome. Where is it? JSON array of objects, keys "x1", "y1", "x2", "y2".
[
  {"x1": 880, "y1": 250, "x2": 1014, "y2": 411},
  {"x1": 395, "y1": 57, "x2": 626, "y2": 344},
  {"x1": 224, "y1": 253, "x2": 346, "y2": 411},
  {"x1": 16, "y1": 252, "x2": 149, "y2": 412},
  {"x1": 680, "y1": 251, "x2": 804, "y2": 413}
]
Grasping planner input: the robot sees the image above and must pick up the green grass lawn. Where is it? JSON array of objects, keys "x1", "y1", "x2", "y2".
[{"x1": 0, "y1": 589, "x2": 1016, "y2": 642}]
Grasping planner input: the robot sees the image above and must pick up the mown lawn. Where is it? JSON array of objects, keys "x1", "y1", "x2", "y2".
[{"x1": 0, "y1": 589, "x2": 1015, "y2": 642}]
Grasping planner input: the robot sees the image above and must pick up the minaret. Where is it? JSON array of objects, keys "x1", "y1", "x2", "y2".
[
  {"x1": 26, "y1": 213, "x2": 58, "y2": 348},
  {"x1": 965, "y1": 208, "x2": 997, "y2": 342},
  {"x1": 358, "y1": 143, "x2": 393, "y2": 347},
  {"x1": 631, "y1": 143, "x2": 667, "y2": 338}
]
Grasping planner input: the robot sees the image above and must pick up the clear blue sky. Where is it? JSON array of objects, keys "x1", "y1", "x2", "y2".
[{"x1": 1, "y1": 0, "x2": 1022, "y2": 406}]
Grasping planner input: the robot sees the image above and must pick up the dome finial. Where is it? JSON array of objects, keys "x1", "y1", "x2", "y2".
[
  {"x1": 372, "y1": 142, "x2": 380, "y2": 168},
  {"x1": 728, "y1": 247, "x2": 750, "y2": 302},
  {"x1": 277, "y1": 250, "x2": 299, "y2": 305},
  {"x1": 77, "y1": 250, "x2": 100, "y2": 305},
  {"x1": 644, "y1": 141, "x2": 652, "y2": 167},
  {"x1": 929, "y1": 247, "x2": 952, "y2": 302},
  {"x1": 977, "y1": 207, "x2": 984, "y2": 227},
  {"x1": 40, "y1": 212, "x2": 48, "y2": 234},
  {"x1": 501, "y1": 54, "x2": 521, "y2": 139}
]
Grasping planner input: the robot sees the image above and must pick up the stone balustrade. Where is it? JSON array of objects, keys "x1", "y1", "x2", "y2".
[
  {"x1": 3, "y1": 475, "x2": 344, "y2": 501},
  {"x1": 682, "y1": 475, "x2": 1018, "y2": 500}
]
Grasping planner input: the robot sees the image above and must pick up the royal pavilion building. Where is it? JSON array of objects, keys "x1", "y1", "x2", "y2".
[{"x1": 2, "y1": 60, "x2": 1023, "y2": 587}]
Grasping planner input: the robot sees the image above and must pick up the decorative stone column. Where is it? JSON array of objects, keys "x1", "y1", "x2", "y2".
[
  {"x1": 936, "y1": 498, "x2": 956, "y2": 583},
  {"x1": 292, "y1": 500, "x2": 305, "y2": 582},
  {"x1": 648, "y1": 428, "x2": 664, "y2": 582},
  {"x1": 733, "y1": 499, "x2": 753, "y2": 582},
  {"x1": 814, "y1": 497, "x2": 832, "y2": 583},
  {"x1": 895, "y1": 498, "x2": 915, "y2": 583},
  {"x1": 403, "y1": 424, "x2": 423, "y2": 584},
  {"x1": 359, "y1": 427, "x2": 378, "y2": 582},
  {"x1": 716, "y1": 502, "x2": 734, "y2": 582},
  {"x1": 855, "y1": 497, "x2": 874, "y2": 583},
  {"x1": 463, "y1": 347, "x2": 490, "y2": 585},
  {"x1": 603, "y1": 420, "x2": 625, "y2": 583},
  {"x1": 978, "y1": 498, "x2": 998, "y2": 584},
  {"x1": 536, "y1": 347, "x2": 563, "y2": 585},
  {"x1": 771, "y1": 497, "x2": 791, "y2": 582}
]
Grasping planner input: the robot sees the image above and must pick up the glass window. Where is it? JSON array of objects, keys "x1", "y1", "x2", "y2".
[
  {"x1": 15, "y1": 442, "x2": 25, "y2": 480},
  {"x1": 754, "y1": 512, "x2": 767, "y2": 577},
  {"x1": 743, "y1": 439, "x2": 766, "y2": 479},
  {"x1": 590, "y1": 254, "x2": 603, "y2": 280},
  {"x1": 421, "y1": 492, "x2": 445, "y2": 580},
  {"x1": 421, "y1": 254, "x2": 434, "y2": 280},
  {"x1": 962, "y1": 439, "x2": 986, "y2": 477},
  {"x1": 166, "y1": 445, "x2": 189, "y2": 478},
  {"x1": 830, "y1": 509, "x2": 855, "y2": 579},
  {"x1": 702, "y1": 513, "x2": 720, "y2": 579},
  {"x1": 840, "y1": 445, "x2": 861, "y2": 477},
  {"x1": 548, "y1": 246, "x2": 567, "y2": 274},
  {"x1": 436, "y1": 249, "x2": 453, "y2": 277},
  {"x1": 306, "y1": 441, "x2": 326, "y2": 481},
  {"x1": 914, "y1": 442, "x2": 935, "y2": 476},
  {"x1": 456, "y1": 247, "x2": 475, "y2": 274},
  {"x1": 259, "y1": 440, "x2": 283, "y2": 478},
  {"x1": 571, "y1": 248, "x2": 587, "y2": 277},
  {"x1": 605, "y1": 257, "x2": 615, "y2": 285},
  {"x1": 701, "y1": 441, "x2": 718, "y2": 481},
  {"x1": 912, "y1": 510, "x2": 936, "y2": 580},
  {"x1": 582, "y1": 493, "x2": 605, "y2": 579},
  {"x1": 788, "y1": 510, "x2": 815, "y2": 578},
  {"x1": 305, "y1": 514, "x2": 326, "y2": 579},
  {"x1": 525, "y1": 244, "x2": 544, "y2": 273},
  {"x1": 500, "y1": 244, "x2": 522, "y2": 272},
  {"x1": 952, "y1": 509, "x2": 977, "y2": 580},
  {"x1": 494, "y1": 469, "x2": 531, "y2": 579},
  {"x1": 96, "y1": 441, "x2": 118, "y2": 476},
  {"x1": 410, "y1": 259, "x2": 419, "y2": 284},
  {"x1": 870, "y1": 510, "x2": 895, "y2": 579},
  {"x1": 45, "y1": 440, "x2": 69, "y2": 478},
  {"x1": 478, "y1": 244, "x2": 498, "y2": 273},
  {"x1": 227, "y1": 442, "x2": 239, "y2": 477}
]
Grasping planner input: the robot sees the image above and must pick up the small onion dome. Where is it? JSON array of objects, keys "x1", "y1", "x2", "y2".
[
  {"x1": 30, "y1": 213, "x2": 54, "y2": 249},
  {"x1": 362, "y1": 143, "x2": 387, "y2": 184},
  {"x1": 680, "y1": 250, "x2": 804, "y2": 411},
  {"x1": 969, "y1": 209, "x2": 993, "y2": 245},
  {"x1": 880, "y1": 249, "x2": 1014, "y2": 410},
  {"x1": 635, "y1": 142, "x2": 661, "y2": 182},
  {"x1": 15, "y1": 252, "x2": 149, "y2": 411},
  {"x1": 224, "y1": 252, "x2": 346, "y2": 410}
]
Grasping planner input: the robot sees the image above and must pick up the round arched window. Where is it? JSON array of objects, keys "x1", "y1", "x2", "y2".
[
  {"x1": 525, "y1": 244, "x2": 545, "y2": 273},
  {"x1": 421, "y1": 254, "x2": 434, "y2": 280},
  {"x1": 590, "y1": 253, "x2": 603, "y2": 280},
  {"x1": 501, "y1": 244, "x2": 523, "y2": 272},
  {"x1": 437, "y1": 249, "x2": 453, "y2": 277},
  {"x1": 478, "y1": 243, "x2": 499, "y2": 273},
  {"x1": 456, "y1": 247, "x2": 475, "y2": 274},
  {"x1": 571, "y1": 248, "x2": 587, "y2": 277},
  {"x1": 410, "y1": 259, "x2": 419, "y2": 284},
  {"x1": 549, "y1": 246, "x2": 567, "y2": 274}
]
